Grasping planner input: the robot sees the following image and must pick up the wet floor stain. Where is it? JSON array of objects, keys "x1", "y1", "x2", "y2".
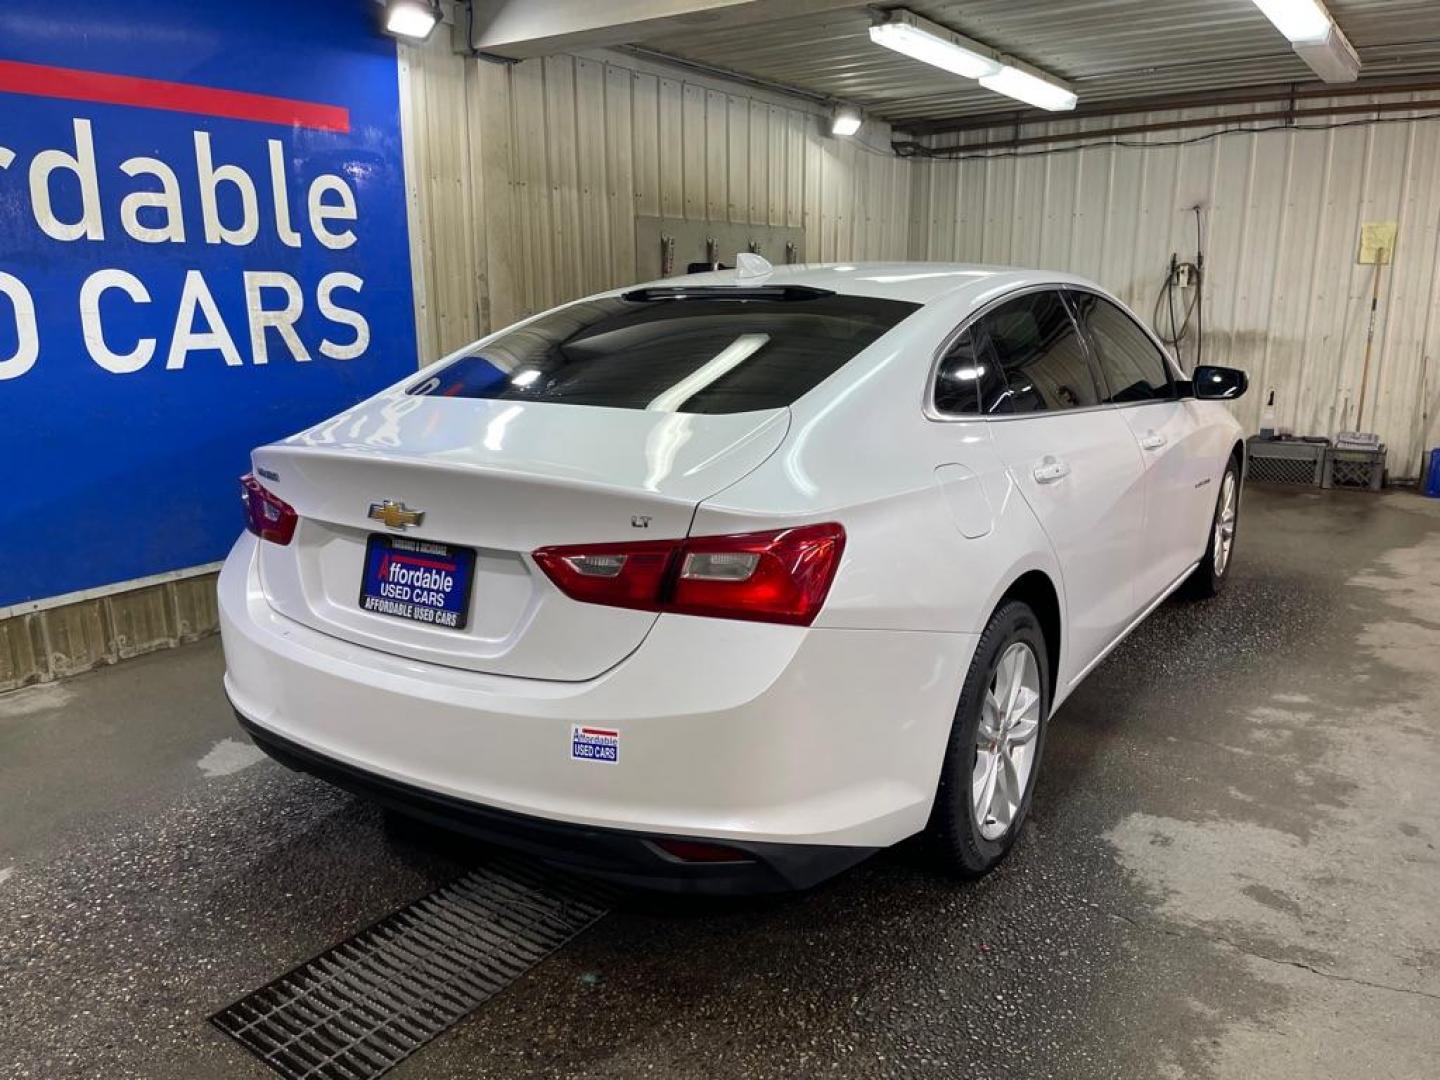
[
  {"x1": 0, "y1": 682, "x2": 76, "y2": 719},
  {"x1": 197, "y1": 738, "x2": 267, "y2": 778}
]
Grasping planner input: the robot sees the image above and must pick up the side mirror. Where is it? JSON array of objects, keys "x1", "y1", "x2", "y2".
[{"x1": 1192, "y1": 365, "x2": 1249, "y2": 400}]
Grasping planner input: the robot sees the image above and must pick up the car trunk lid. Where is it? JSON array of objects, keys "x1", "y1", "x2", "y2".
[{"x1": 250, "y1": 393, "x2": 788, "y2": 681}]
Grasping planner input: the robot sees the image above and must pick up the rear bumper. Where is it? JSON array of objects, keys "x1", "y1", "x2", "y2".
[
  {"x1": 238, "y1": 710, "x2": 871, "y2": 893},
  {"x1": 220, "y1": 533, "x2": 975, "y2": 885}
]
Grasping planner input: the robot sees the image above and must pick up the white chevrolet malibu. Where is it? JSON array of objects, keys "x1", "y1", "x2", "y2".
[{"x1": 220, "y1": 261, "x2": 1247, "y2": 893}]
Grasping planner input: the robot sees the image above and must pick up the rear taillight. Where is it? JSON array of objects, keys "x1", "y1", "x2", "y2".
[
  {"x1": 533, "y1": 523, "x2": 844, "y2": 626},
  {"x1": 240, "y1": 473, "x2": 298, "y2": 545}
]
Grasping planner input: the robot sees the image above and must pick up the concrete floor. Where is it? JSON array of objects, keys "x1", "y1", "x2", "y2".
[{"x1": 1, "y1": 485, "x2": 1438, "y2": 1079}]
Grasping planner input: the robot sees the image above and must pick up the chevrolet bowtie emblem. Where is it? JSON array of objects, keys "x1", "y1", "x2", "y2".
[{"x1": 368, "y1": 500, "x2": 425, "y2": 530}]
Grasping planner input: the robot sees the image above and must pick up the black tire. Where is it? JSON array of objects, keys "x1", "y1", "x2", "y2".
[
  {"x1": 1183, "y1": 455, "x2": 1241, "y2": 600},
  {"x1": 924, "y1": 600, "x2": 1051, "y2": 877}
]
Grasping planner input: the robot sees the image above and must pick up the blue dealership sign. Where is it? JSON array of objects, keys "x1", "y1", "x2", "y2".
[{"x1": 0, "y1": 0, "x2": 417, "y2": 607}]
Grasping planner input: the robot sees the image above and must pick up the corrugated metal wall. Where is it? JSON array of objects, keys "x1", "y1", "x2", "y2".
[
  {"x1": 910, "y1": 97, "x2": 1440, "y2": 478},
  {"x1": 399, "y1": 40, "x2": 913, "y2": 361},
  {"x1": 404, "y1": 42, "x2": 1440, "y2": 477}
]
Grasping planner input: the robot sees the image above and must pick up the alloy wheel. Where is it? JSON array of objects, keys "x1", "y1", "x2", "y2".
[
  {"x1": 1214, "y1": 470, "x2": 1237, "y2": 576},
  {"x1": 972, "y1": 641, "x2": 1042, "y2": 841}
]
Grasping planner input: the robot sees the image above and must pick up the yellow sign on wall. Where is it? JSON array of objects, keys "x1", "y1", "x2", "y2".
[{"x1": 1358, "y1": 221, "x2": 1397, "y2": 264}]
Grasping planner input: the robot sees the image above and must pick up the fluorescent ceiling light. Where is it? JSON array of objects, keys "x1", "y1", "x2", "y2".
[
  {"x1": 868, "y1": 9, "x2": 1075, "y2": 111},
  {"x1": 831, "y1": 104, "x2": 862, "y2": 137},
  {"x1": 1250, "y1": 0, "x2": 1333, "y2": 44},
  {"x1": 980, "y1": 65, "x2": 1078, "y2": 112},
  {"x1": 1250, "y1": 0, "x2": 1360, "y2": 82},
  {"x1": 384, "y1": 0, "x2": 440, "y2": 41},
  {"x1": 868, "y1": 11, "x2": 1001, "y2": 80},
  {"x1": 1292, "y1": 24, "x2": 1360, "y2": 82}
]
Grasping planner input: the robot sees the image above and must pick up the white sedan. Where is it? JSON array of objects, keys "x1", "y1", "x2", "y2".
[{"x1": 220, "y1": 261, "x2": 1247, "y2": 893}]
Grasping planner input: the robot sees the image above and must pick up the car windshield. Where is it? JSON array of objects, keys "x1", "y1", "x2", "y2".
[{"x1": 408, "y1": 291, "x2": 919, "y2": 414}]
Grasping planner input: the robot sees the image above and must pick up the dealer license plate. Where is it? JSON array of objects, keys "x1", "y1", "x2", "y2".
[{"x1": 358, "y1": 534, "x2": 476, "y2": 630}]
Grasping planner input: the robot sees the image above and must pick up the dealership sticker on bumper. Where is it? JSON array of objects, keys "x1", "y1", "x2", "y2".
[{"x1": 571, "y1": 726, "x2": 619, "y2": 764}]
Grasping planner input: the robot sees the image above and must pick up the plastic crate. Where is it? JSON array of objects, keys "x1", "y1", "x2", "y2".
[
  {"x1": 1322, "y1": 447, "x2": 1385, "y2": 491},
  {"x1": 1334, "y1": 431, "x2": 1381, "y2": 451},
  {"x1": 1246, "y1": 437, "x2": 1324, "y2": 486}
]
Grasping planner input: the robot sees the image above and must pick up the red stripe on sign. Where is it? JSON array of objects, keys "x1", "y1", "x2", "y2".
[
  {"x1": 0, "y1": 59, "x2": 350, "y2": 132},
  {"x1": 393, "y1": 555, "x2": 457, "y2": 572},
  {"x1": 580, "y1": 728, "x2": 618, "y2": 737}
]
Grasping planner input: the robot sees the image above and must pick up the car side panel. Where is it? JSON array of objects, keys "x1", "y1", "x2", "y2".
[
  {"x1": 692, "y1": 397, "x2": 1062, "y2": 641},
  {"x1": 985, "y1": 409, "x2": 1147, "y2": 680},
  {"x1": 1118, "y1": 398, "x2": 1213, "y2": 604}
]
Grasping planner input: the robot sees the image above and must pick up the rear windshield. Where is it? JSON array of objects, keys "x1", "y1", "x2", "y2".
[{"x1": 408, "y1": 292, "x2": 919, "y2": 413}]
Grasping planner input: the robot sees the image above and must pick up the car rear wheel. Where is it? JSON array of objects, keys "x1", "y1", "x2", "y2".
[
  {"x1": 924, "y1": 601, "x2": 1050, "y2": 877},
  {"x1": 1183, "y1": 456, "x2": 1241, "y2": 599}
]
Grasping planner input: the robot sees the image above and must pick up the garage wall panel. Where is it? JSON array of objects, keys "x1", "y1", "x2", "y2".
[
  {"x1": 401, "y1": 35, "x2": 479, "y2": 364},
  {"x1": 912, "y1": 98, "x2": 1440, "y2": 476},
  {"x1": 401, "y1": 41, "x2": 911, "y2": 355},
  {"x1": 0, "y1": 567, "x2": 222, "y2": 692},
  {"x1": 402, "y1": 45, "x2": 1436, "y2": 476}
]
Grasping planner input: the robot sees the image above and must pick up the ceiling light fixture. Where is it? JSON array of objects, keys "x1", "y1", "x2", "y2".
[
  {"x1": 1250, "y1": 0, "x2": 1332, "y2": 43},
  {"x1": 980, "y1": 63, "x2": 1078, "y2": 112},
  {"x1": 867, "y1": 10, "x2": 1001, "y2": 80},
  {"x1": 1249, "y1": 0, "x2": 1359, "y2": 82},
  {"x1": 383, "y1": 0, "x2": 441, "y2": 42},
  {"x1": 1291, "y1": 26, "x2": 1360, "y2": 82},
  {"x1": 868, "y1": 9, "x2": 1076, "y2": 112},
  {"x1": 830, "y1": 104, "x2": 863, "y2": 137}
]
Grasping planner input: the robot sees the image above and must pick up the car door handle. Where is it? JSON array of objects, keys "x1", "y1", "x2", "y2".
[
  {"x1": 1139, "y1": 432, "x2": 1168, "y2": 451},
  {"x1": 1033, "y1": 459, "x2": 1071, "y2": 484}
]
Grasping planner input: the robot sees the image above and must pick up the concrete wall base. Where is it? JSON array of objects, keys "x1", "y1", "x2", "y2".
[{"x1": 0, "y1": 573, "x2": 219, "y2": 693}]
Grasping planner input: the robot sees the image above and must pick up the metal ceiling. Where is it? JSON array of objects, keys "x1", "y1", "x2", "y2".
[{"x1": 634, "y1": 0, "x2": 1440, "y2": 131}]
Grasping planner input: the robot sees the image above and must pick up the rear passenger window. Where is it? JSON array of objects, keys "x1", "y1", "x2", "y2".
[
  {"x1": 934, "y1": 330, "x2": 1000, "y2": 414},
  {"x1": 968, "y1": 290, "x2": 1099, "y2": 414},
  {"x1": 1068, "y1": 291, "x2": 1175, "y2": 403}
]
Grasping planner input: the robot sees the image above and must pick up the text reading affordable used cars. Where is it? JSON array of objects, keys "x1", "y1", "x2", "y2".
[{"x1": 220, "y1": 260, "x2": 1247, "y2": 893}]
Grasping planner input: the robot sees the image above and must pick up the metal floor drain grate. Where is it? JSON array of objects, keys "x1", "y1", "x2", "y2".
[{"x1": 211, "y1": 859, "x2": 612, "y2": 1080}]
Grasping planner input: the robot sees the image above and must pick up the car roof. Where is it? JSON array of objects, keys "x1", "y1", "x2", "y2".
[{"x1": 630, "y1": 261, "x2": 1102, "y2": 308}]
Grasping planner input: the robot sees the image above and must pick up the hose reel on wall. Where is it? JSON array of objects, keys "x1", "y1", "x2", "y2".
[{"x1": 1152, "y1": 204, "x2": 1205, "y2": 373}]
